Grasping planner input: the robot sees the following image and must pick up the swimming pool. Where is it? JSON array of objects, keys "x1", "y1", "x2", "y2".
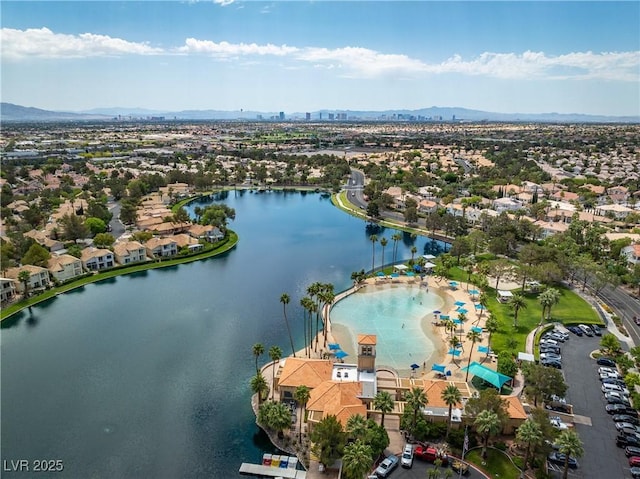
[{"x1": 330, "y1": 283, "x2": 446, "y2": 373}]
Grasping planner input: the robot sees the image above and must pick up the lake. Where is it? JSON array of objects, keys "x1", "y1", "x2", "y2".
[{"x1": 0, "y1": 190, "x2": 447, "y2": 478}]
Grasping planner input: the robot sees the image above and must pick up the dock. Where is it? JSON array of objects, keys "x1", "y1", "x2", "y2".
[
  {"x1": 239, "y1": 463, "x2": 307, "y2": 478},
  {"x1": 239, "y1": 454, "x2": 306, "y2": 478}
]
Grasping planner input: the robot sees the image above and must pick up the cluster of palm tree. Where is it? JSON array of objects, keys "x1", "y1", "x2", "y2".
[
  {"x1": 250, "y1": 343, "x2": 283, "y2": 403},
  {"x1": 299, "y1": 282, "x2": 335, "y2": 356}
]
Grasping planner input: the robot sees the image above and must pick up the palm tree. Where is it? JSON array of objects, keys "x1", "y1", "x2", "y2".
[
  {"x1": 508, "y1": 293, "x2": 527, "y2": 328},
  {"x1": 391, "y1": 232, "x2": 402, "y2": 264},
  {"x1": 342, "y1": 439, "x2": 373, "y2": 479},
  {"x1": 441, "y1": 384, "x2": 462, "y2": 439},
  {"x1": 372, "y1": 390, "x2": 394, "y2": 428},
  {"x1": 465, "y1": 330, "x2": 482, "y2": 381},
  {"x1": 280, "y1": 293, "x2": 296, "y2": 357},
  {"x1": 539, "y1": 287, "x2": 561, "y2": 323},
  {"x1": 404, "y1": 387, "x2": 427, "y2": 434},
  {"x1": 380, "y1": 237, "x2": 388, "y2": 271},
  {"x1": 268, "y1": 346, "x2": 282, "y2": 400},
  {"x1": 307, "y1": 282, "x2": 322, "y2": 351},
  {"x1": 484, "y1": 317, "x2": 499, "y2": 358},
  {"x1": 345, "y1": 413, "x2": 367, "y2": 441},
  {"x1": 369, "y1": 234, "x2": 378, "y2": 273},
  {"x1": 250, "y1": 372, "x2": 269, "y2": 405},
  {"x1": 18, "y1": 270, "x2": 31, "y2": 299},
  {"x1": 457, "y1": 311, "x2": 468, "y2": 343},
  {"x1": 445, "y1": 319, "x2": 456, "y2": 339},
  {"x1": 410, "y1": 245, "x2": 417, "y2": 264},
  {"x1": 515, "y1": 418, "x2": 543, "y2": 473},
  {"x1": 319, "y1": 283, "x2": 335, "y2": 349},
  {"x1": 294, "y1": 385, "x2": 311, "y2": 442},
  {"x1": 556, "y1": 429, "x2": 584, "y2": 479},
  {"x1": 449, "y1": 336, "x2": 461, "y2": 365},
  {"x1": 252, "y1": 343, "x2": 264, "y2": 374},
  {"x1": 474, "y1": 409, "x2": 501, "y2": 459},
  {"x1": 300, "y1": 296, "x2": 314, "y2": 357}
]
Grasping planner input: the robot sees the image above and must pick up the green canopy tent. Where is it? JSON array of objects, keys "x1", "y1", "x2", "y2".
[{"x1": 461, "y1": 361, "x2": 512, "y2": 389}]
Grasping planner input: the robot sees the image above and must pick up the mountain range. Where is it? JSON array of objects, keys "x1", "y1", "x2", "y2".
[{"x1": 1, "y1": 102, "x2": 638, "y2": 123}]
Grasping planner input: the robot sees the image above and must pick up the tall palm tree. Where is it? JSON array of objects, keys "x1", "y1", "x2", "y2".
[
  {"x1": 474, "y1": 409, "x2": 501, "y2": 459},
  {"x1": 372, "y1": 390, "x2": 394, "y2": 428},
  {"x1": 457, "y1": 311, "x2": 467, "y2": 343},
  {"x1": 445, "y1": 319, "x2": 456, "y2": 339},
  {"x1": 280, "y1": 293, "x2": 296, "y2": 357},
  {"x1": 508, "y1": 293, "x2": 527, "y2": 328},
  {"x1": 410, "y1": 245, "x2": 417, "y2": 264},
  {"x1": 252, "y1": 343, "x2": 264, "y2": 374},
  {"x1": 250, "y1": 372, "x2": 269, "y2": 405},
  {"x1": 369, "y1": 234, "x2": 378, "y2": 273},
  {"x1": 484, "y1": 317, "x2": 499, "y2": 358},
  {"x1": 268, "y1": 346, "x2": 282, "y2": 400},
  {"x1": 404, "y1": 387, "x2": 427, "y2": 435},
  {"x1": 391, "y1": 233, "x2": 402, "y2": 264},
  {"x1": 441, "y1": 384, "x2": 462, "y2": 439},
  {"x1": 556, "y1": 429, "x2": 584, "y2": 479},
  {"x1": 342, "y1": 439, "x2": 373, "y2": 479},
  {"x1": 319, "y1": 283, "x2": 335, "y2": 349},
  {"x1": 515, "y1": 418, "x2": 543, "y2": 473},
  {"x1": 18, "y1": 270, "x2": 31, "y2": 299},
  {"x1": 345, "y1": 413, "x2": 367, "y2": 441},
  {"x1": 449, "y1": 336, "x2": 461, "y2": 365},
  {"x1": 294, "y1": 385, "x2": 311, "y2": 442},
  {"x1": 307, "y1": 282, "x2": 322, "y2": 351},
  {"x1": 380, "y1": 237, "x2": 388, "y2": 271},
  {"x1": 539, "y1": 287, "x2": 561, "y2": 323},
  {"x1": 300, "y1": 297, "x2": 311, "y2": 358},
  {"x1": 465, "y1": 330, "x2": 482, "y2": 381}
]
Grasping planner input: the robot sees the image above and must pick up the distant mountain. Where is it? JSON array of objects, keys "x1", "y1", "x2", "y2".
[
  {"x1": 2, "y1": 102, "x2": 638, "y2": 123},
  {"x1": 0, "y1": 103, "x2": 110, "y2": 121}
]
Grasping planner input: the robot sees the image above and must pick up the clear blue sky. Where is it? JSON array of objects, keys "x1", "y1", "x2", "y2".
[{"x1": 2, "y1": 1, "x2": 639, "y2": 116}]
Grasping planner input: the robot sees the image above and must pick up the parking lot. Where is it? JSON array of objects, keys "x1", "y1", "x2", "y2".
[
  {"x1": 374, "y1": 457, "x2": 488, "y2": 479},
  {"x1": 560, "y1": 333, "x2": 633, "y2": 478}
]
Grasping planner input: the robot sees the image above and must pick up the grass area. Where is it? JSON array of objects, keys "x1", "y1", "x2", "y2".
[
  {"x1": 466, "y1": 448, "x2": 521, "y2": 479},
  {"x1": 1, "y1": 231, "x2": 238, "y2": 321}
]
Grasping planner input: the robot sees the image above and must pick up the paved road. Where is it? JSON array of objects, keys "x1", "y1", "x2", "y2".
[
  {"x1": 107, "y1": 200, "x2": 125, "y2": 239},
  {"x1": 561, "y1": 333, "x2": 634, "y2": 479},
  {"x1": 597, "y1": 285, "x2": 640, "y2": 344},
  {"x1": 380, "y1": 457, "x2": 488, "y2": 479}
]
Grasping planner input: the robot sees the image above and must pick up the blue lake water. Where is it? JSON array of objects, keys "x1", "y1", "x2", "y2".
[{"x1": 1, "y1": 190, "x2": 448, "y2": 478}]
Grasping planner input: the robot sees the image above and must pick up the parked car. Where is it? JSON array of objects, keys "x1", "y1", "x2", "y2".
[
  {"x1": 613, "y1": 414, "x2": 640, "y2": 426},
  {"x1": 579, "y1": 324, "x2": 594, "y2": 336},
  {"x1": 597, "y1": 357, "x2": 616, "y2": 367},
  {"x1": 615, "y1": 422, "x2": 640, "y2": 432},
  {"x1": 544, "y1": 333, "x2": 566, "y2": 342},
  {"x1": 550, "y1": 416, "x2": 569, "y2": 430},
  {"x1": 401, "y1": 444, "x2": 414, "y2": 468},
  {"x1": 602, "y1": 383, "x2": 630, "y2": 395},
  {"x1": 540, "y1": 353, "x2": 562, "y2": 361},
  {"x1": 631, "y1": 466, "x2": 640, "y2": 479},
  {"x1": 542, "y1": 358, "x2": 562, "y2": 369},
  {"x1": 606, "y1": 391, "x2": 631, "y2": 405},
  {"x1": 618, "y1": 433, "x2": 640, "y2": 448},
  {"x1": 602, "y1": 377, "x2": 627, "y2": 387},
  {"x1": 552, "y1": 329, "x2": 570, "y2": 340},
  {"x1": 374, "y1": 455, "x2": 399, "y2": 478},
  {"x1": 601, "y1": 371, "x2": 622, "y2": 381},
  {"x1": 632, "y1": 457, "x2": 640, "y2": 469},
  {"x1": 625, "y1": 446, "x2": 640, "y2": 457},
  {"x1": 567, "y1": 326, "x2": 583, "y2": 336},
  {"x1": 606, "y1": 404, "x2": 637, "y2": 415},
  {"x1": 546, "y1": 403, "x2": 571, "y2": 414},
  {"x1": 591, "y1": 325, "x2": 602, "y2": 336},
  {"x1": 540, "y1": 345, "x2": 561, "y2": 354},
  {"x1": 540, "y1": 338, "x2": 559, "y2": 346},
  {"x1": 599, "y1": 366, "x2": 618, "y2": 375},
  {"x1": 548, "y1": 452, "x2": 578, "y2": 469},
  {"x1": 413, "y1": 445, "x2": 449, "y2": 465}
]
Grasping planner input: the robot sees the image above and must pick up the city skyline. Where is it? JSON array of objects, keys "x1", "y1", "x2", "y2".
[{"x1": 1, "y1": 1, "x2": 639, "y2": 116}]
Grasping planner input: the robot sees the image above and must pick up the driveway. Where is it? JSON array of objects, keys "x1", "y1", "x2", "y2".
[
  {"x1": 379, "y1": 458, "x2": 488, "y2": 479},
  {"x1": 560, "y1": 333, "x2": 634, "y2": 478}
]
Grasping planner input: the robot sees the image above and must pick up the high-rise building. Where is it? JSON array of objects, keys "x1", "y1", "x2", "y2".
[
  {"x1": 328, "y1": 113, "x2": 335, "y2": 120},
  {"x1": 305, "y1": 112, "x2": 311, "y2": 121},
  {"x1": 279, "y1": 111, "x2": 285, "y2": 121}
]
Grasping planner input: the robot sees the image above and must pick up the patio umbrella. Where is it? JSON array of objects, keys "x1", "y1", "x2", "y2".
[
  {"x1": 469, "y1": 289, "x2": 479, "y2": 296},
  {"x1": 454, "y1": 301, "x2": 466, "y2": 307},
  {"x1": 453, "y1": 319, "x2": 463, "y2": 325},
  {"x1": 406, "y1": 271, "x2": 415, "y2": 277},
  {"x1": 449, "y1": 281, "x2": 458, "y2": 287},
  {"x1": 471, "y1": 326, "x2": 483, "y2": 333},
  {"x1": 440, "y1": 315, "x2": 450, "y2": 320},
  {"x1": 410, "y1": 363, "x2": 420, "y2": 370},
  {"x1": 457, "y1": 308, "x2": 469, "y2": 315},
  {"x1": 447, "y1": 349, "x2": 462, "y2": 356},
  {"x1": 478, "y1": 345, "x2": 490, "y2": 353},
  {"x1": 376, "y1": 271, "x2": 385, "y2": 277},
  {"x1": 328, "y1": 343, "x2": 341, "y2": 351},
  {"x1": 474, "y1": 303, "x2": 486, "y2": 310},
  {"x1": 335, "y1": 350, "x2": 348, "y2": 359},
  {"x1": 391, "y1": 273, "x2": 399, "y2": 278}
]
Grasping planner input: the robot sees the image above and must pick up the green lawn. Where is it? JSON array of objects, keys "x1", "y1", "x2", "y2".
[
  {"x1": 446, "y1": 267, "x2": 601, "y2": 354},
  {"x1": 466, "y1": 448, "x2": 521, "y2": 479}
]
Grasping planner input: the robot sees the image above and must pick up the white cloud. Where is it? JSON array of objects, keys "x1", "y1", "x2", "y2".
[
  {"x1": 3, "y1": 27, "x2": 637, "y2": 83},
  {"x1": 213, "y1": 0, "x2": 235, "y2": 6},
  {"x1": 1, "y1": 27, "x2": 162, "y2": 59},
  {"x1": 176, "y1": 38, "x2": 299, "y2": 57}
]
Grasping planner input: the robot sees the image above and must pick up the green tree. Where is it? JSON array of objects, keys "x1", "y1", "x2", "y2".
[
  {"x1": 404, "y1": 387, "x2": 427, "y2": 435},
  {"x1": 600, "y1": 333, "x2": 622, "y2": 357},
  {"x1": 508, "y1": 293, "x2": 527, "y2": 328},
  {"x1": 516, "y1": 418, "x2": 543, "y2": 472},
  {"x1": 258, "y1": 400, "x2": 292, "y2": 438},
  {"x1": 280, "y1": 293, "x2": 296, "y2": 358},
  {"x1": 474, "y1": 409, "x2": 501, "y2": 459},
  {"x1": 556, "y1": 429, "x2": 584, "y2": 479},
  {"x1": 268, "y1": 346, "x2": 282, "y2": 400},
  {"x1": 342, "y1": 439, "x2": 373, "y2": 479},
  {"x1": 17, "y1": 270, "x2": 31, "y2": 298},
  {"x1": 119, "y1": 199, "x2": 138, "y2": 225},
  {"x1": 496, "y1": 352, "x2": 518, "y2": 379},
  {"x1": 372, "y1": 390, "x2": 394, "y2": 428},
  {"x1": 309, "y1": 414, "x2": 346, "y2": 469},
  {"x1": 410, "y1": 245, "x2": 417, "y2": 264},
  {"x1": 441, "y1": 384, "x2": 462, "y2": 439},
  {"x1": 21, "y1": 243, "x2": 51, "y2": 267},
  {"x1": 539, "y1": 287, "x2": 561, "y2": 323},
  {"x1": 521, "y1": 362, "x2": 567, "y2": 407},
  {"x1": 93, "y1": 233, "x2": 115, "y2": 248},
  {"x1": 252, "y1": 343, "x2": 264, "y2": 374},
  {"x1": 250, "y1": 372, "x2": 269, "y2": 405},
  {"x1": 85, "y1": 217, "x2": 107, "y2": 236},
  {"x1": 465, "y1": 329, "x2": 482, "y2": 382},
  {"x1": 489, "y1": 259, "x2": 512, "y2": 290},
  {"x1": 173, "y1": 206, "x2": 191, "y2": 225},
  {"x1": 379, "y1": 237, "x2": 388, "y2": 270},
  {"x1": 465, "y1": 388, "x2": 509, "y2": 426},
  {"x1": 369, "y1": 234, "x2": 378, "y2": 273},
  {"x1": 484, "y1": 317, "x2": 498, "y2": 355},
  {"x1": 58, "y1": 213, "x2": 89, "y2": 241},
  {"x1": 294, "y1": 385, "x2": 311, "y2": 442},
  {"x1": 391, "y1": 232, "x2": 402, "y2": 264},
  {"x1": 345, "y1": 414, "x2": 367, "y2": 441}
]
